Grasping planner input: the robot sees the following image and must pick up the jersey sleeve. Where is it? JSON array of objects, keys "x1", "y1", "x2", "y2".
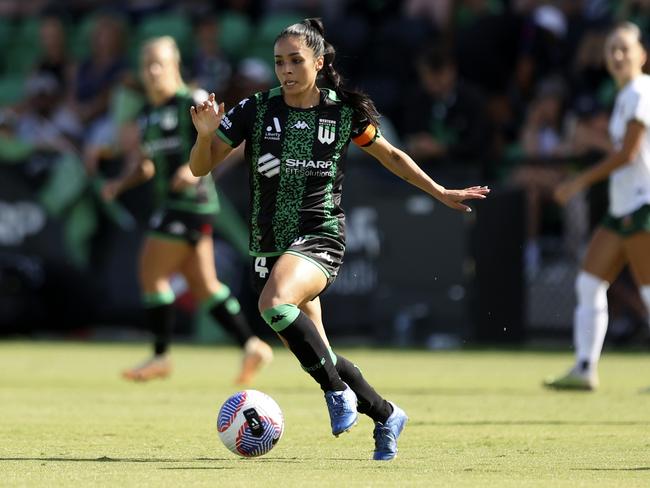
[
  {"x1": 630, "y1": 87, "x2": 650, "y2": 127},
  {"x1": 350, "y1": 110, "x2": 381, "y2": 147},
  {"x1": 216, "y1": 96, "x2": 256, "y2": 147}
]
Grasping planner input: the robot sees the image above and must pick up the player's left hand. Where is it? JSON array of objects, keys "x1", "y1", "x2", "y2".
[
  {"x1": 171, "y1": 164, "x2": 200, "y2": 191},
  {"x1": 438, "y1": 186, "x2": 490, "y2": 213}
]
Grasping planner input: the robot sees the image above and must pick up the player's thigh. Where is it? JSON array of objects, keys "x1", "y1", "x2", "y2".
[
  {"x1": 258, "y1": 253, "x2": 327, "y2": 311},
  {"x1": 300, "y1": 297, "x2": 331, "y2": 347},
  {"x1": 623, "y1": 231, "x2": 650, "y2": 285},
  {"x1": 180, "y1": 235, "x2": 221, "y2": 300},
  {"x1": 581, "y1": 226, "x2": 627, "y2": 283},
  {"x1": 139, "y1": 236, "x2": 192, "y2": 290}
]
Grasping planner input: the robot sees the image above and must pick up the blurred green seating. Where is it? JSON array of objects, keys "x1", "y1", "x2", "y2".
[
  {"x1": 217, "y1": 11, "x2": 253, "y2": 60},
  {"x1": 243, "y1": 13, "x2": 303, "y2": 70},
  {"x1": 0, "y1": 74, "x2": 26, "y2": 106},
  {"x1": 134, "y1": 13, "x2": 192, "y2": 63},
  {"x1": 4, "y1": 18, "x2": 41, "y2": 74}
]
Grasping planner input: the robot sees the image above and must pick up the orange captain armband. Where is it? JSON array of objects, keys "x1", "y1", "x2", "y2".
[{"x1": 352, "y1": 124, "x2": 379, "y2": 147}]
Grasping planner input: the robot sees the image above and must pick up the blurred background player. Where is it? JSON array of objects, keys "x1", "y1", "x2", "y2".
[
  {"x1": 102, "y1": 36, "x2": 272, "y2": 384},
  {"x1": 544, "y1": 22, "x2": 650, "y2": 391},
  {"x1": 188, "y1": 18, "x2": 489, "y2": 460}
]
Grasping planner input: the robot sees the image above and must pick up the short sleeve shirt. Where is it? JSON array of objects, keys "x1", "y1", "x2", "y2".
[
  {"x1": 608, "y1": 74, "x2": 650, "y2": 217},
  {"x1": 139, "y1": 88, "x2": 219, "y2": 214},
  {"x1": 216, "y1": 87, "x2": 380, "y2": 255}
]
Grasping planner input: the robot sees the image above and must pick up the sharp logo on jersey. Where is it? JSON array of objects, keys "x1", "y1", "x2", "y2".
[
  {"x1": 265, "y1": 117, "x2": 282, "y2": 141},
  {"x1": 317, "y1": 118, "x2": 336, "y2": 144},
  {"x1": 285, "y1": 159, "x2": 333, "y2": 168},
  {"x1": 257, "y1": 153, "x2": 281, "y2": 178},
  {"x1": 291, "y1": 121, "x2": 310, "y2": 130}
]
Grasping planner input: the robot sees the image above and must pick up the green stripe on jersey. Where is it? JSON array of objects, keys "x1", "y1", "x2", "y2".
[
  {"x1": 250, "y1": 92, "x2": 268, "y2": 253},
  {"x1": 273, "y1": 109, "x2": 318, "y2": 250},
  {"x1": 322, "y1": 105, "x2": 352, "y2": 236}
]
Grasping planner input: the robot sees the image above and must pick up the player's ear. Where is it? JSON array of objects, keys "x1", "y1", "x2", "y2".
[{"x1": 315, "y1": 55, "x2": 324, "y2": 72}]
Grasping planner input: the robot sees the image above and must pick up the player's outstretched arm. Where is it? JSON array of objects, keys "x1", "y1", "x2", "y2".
[
  {"x1": 554, "y1": 120, "x2": 645, "y2": 206},
  {"x1": 361, "y1": 136, "x2": 490, "y2": 212},
  {"x1": 189, "y1": 92, "x2": 232, "y2": 176}
]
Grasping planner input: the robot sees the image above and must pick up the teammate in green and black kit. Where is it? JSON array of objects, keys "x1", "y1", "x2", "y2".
[
  {"x1": 189, "y1": 19, "x2": 490, "y2": 460},
  {"x1": 102, "y1": 37, "x2": 272, "y2": 384}
]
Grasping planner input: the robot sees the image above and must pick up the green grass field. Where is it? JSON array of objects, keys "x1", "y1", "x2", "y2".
[{"x1": 1, "y1": 341, "x2": 650, "y2": 487}]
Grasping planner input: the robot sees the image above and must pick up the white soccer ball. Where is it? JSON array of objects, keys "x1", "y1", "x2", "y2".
[{"x1": 217, "y1": 389, "x2": 284, "y2": 457}]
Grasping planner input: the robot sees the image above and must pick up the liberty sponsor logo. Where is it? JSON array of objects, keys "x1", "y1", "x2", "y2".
[
  {"x1": 265, "y1": 116, "x2": 282, "y2": 141},
  {"x1": 257, "y1": 153, "x2": 281, "y2": 178},
  {"x1": 317, "y1": 118, "x2": 336, "y2": 144},
  {"x1": 291, "y1": 120, "x2": 310, "y2": 130}
]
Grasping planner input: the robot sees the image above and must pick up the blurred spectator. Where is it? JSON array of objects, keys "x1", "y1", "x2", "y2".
[
  {"x1": 223, "y1": 57, "x2": 273, "y2": 108},
  {"x1": 569, "y1": 25, "x2": 615, "y2": 109},
  {"x1": 406, "y1": 0, "x2": 453, "y2": 33},
  {"x1": 508, "y1": 76, "x2": 570, "y2": 276},
  {"x1": 402, "y1": 46, "x2": 491, "y2": 176},
  {"x1": 72, "y1": 12, "x2": 129, "y2": 173},
  {"x1": 73, "y1": 13, "x2": 128, "y2": 130},
  {"x1": 33, "y1": 12, "x2": 76, "y2": 102},
  {"x1": 513, "y1": 3, "x2": 571, "y2": 105},
  {"x1": 189, "y1": 13, "x2": 233, "y2": 98},
  {"x1": 14, "y1": 73, "x2": 83, "y2": 154}
]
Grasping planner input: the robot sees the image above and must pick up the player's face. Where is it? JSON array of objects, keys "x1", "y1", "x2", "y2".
[
  {"x1": 274, "y1": 36, "x2": 323, "y2": 94},
  {"x1": 605, "y1": 29, "x2": 647, "y2": 86},
  {"x1": 140, "y1": 44, "x2": 180, "y2": 98}
]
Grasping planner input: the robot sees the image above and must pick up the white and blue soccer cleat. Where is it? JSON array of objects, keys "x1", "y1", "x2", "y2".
[
  {"x1": 372, "y1": 402, "x2": 408, "y2": 461},
  {"x1": 324, "y1": 384, "x2": 358, "y2": 436}
]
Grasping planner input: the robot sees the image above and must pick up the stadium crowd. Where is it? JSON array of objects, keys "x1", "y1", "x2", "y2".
[{"x1": 0, "y1": 0, "x2": 648, "y2": 338}]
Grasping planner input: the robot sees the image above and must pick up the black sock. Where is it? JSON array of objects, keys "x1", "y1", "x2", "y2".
[
  {"x1": 335, "y1": 353, "x2": 393, "y2": 423},
  {"x1": 148, "y1": 303, "x2": 174, "y2": 356},
  {"x1": 277, "y1": 311, "x2": 346, "y2": 392},
  {"x1": 209, "y1": 296, "x2": 254, "y2": 348}
]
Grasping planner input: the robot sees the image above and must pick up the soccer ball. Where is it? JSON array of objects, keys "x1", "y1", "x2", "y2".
[{"x1": 217, "y1": 389, "x2": 284, "y2": 457}]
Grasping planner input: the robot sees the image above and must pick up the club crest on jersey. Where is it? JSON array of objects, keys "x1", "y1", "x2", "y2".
[
  {"x1": 317, "y1": 119, "x2": 336, "y2": 145},
  {"x1": 159, "y1": 108, "x2": 178, "y2": 130},
  {"x1": 265, "y1": 117, "x2": 282, "y2": 141}
]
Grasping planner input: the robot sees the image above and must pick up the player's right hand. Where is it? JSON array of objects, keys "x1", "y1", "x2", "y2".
[{"x1": 190, "y1": 92, "x2": 224, "y2": 138}]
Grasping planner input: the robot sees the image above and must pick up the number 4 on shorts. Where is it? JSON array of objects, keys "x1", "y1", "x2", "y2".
[{"x1": 255, "y1": 257, "x2": 269, "y2": 278}]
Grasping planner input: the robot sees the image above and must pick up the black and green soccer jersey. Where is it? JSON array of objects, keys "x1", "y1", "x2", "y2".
[
  {"x1": 139, "y1": 88, "x2": 219, "y2": 214},
  {"x1": 215, "y1": 87, "x2": 381, "y2": 256}
]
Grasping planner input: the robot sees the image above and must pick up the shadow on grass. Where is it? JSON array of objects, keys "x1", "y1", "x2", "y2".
[
  {"x1": 411, "y1": 420, "x2": 650, "y2": 426},
  {"x1": 0, "y1": 456, "x2": 232, "y2": 463}
]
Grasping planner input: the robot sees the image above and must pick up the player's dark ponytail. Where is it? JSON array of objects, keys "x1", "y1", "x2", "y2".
[{"x1": 276, "y1": 18, "x2": 381, "y2": 128}]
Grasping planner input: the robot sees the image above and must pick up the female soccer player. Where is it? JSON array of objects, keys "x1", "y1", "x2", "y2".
[
  {"x1": 545, "y1": 22, "x2": 650, "y2": 391},
  {"x1": 102, "y1": 37, "x2": 272, "y2": 384},
  {"x1": 189, "y1": 19, "x2": 489, "y2": 460}
]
